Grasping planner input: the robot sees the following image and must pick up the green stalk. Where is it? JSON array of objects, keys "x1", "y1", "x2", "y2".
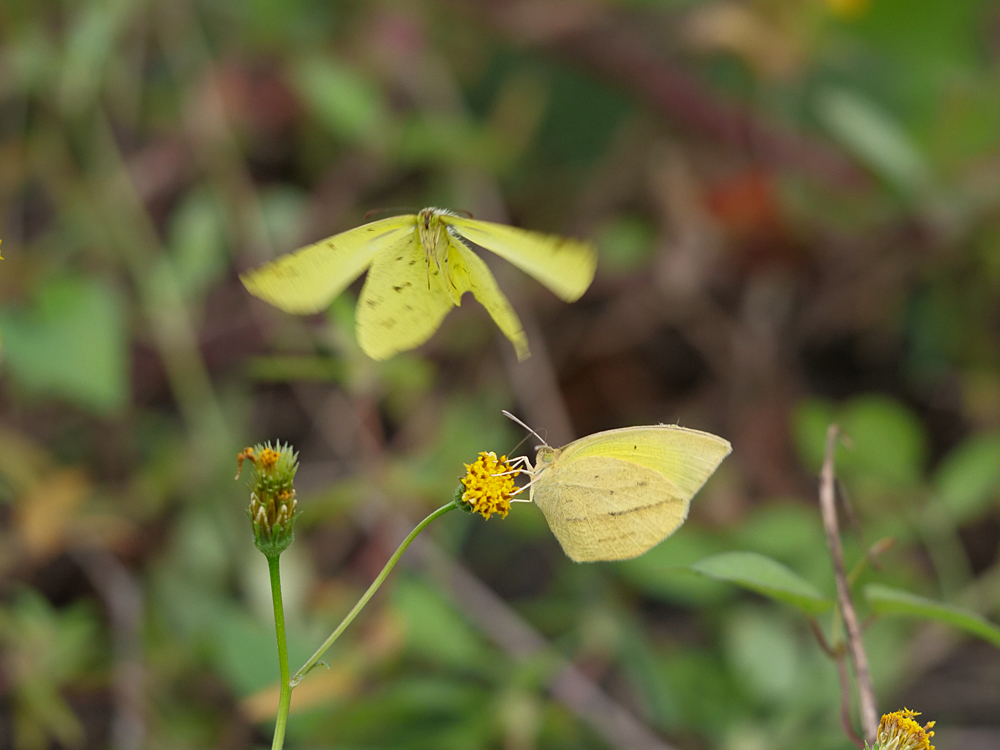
[
  {"x1": 267, "y1": 554, "x2": 292, "y2": 750},
  {"x1": 291, "y1": 500, "x2": 457, "y2": 686}
]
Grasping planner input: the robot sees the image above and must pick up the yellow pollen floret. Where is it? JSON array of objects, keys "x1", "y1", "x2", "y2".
[
  {"x1": 461, "y1": 452, "x2": 520, "y2": 520},
  {"x1": 258, "y1": 448, "x2": 281, "y2": 468},
  {"x1": 876, "y1": 709, "x2": 935, "y2": 750}
]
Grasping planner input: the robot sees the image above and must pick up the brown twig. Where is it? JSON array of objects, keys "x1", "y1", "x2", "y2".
[
  {"x1": 73, "y1": 550, "x2": 146, "y2": 750},
  {"x1": 834, "y1": 656, "x2": 865, "y2": 749},
  {"x1": 819, "y1": 424, "x2": 878, "y2": 744},
  {"x1": 462, "y1": 0, "x2": 871, "y2": 190},
  {"x1": 806, "y1": 617, "x2": 837, "y2": 659},
  {"x1": 807, "y1": 616, "x2": 863, "y2": 747}
]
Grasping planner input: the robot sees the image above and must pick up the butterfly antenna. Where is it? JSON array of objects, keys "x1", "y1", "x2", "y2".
[
  {"x1": 507, "y1": 430, "x2": 532, "y2": 457},
  {"x1": 453, "y1": 208, "x2": 475, "y2": 219},
  {"x1": 502, "y1": 410, "x2": 549, "y2": 447},
  {"x1": 363, "y1": 207, "x2": 414, "y2": 221}
]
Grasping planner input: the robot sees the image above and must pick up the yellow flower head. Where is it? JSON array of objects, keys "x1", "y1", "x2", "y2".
[
  {"x1": 876, "y1": 709, "x2": 935, "y2": 750},
  {"x1": 460, "y1": 452, "x2": 520, "y2": 520}
]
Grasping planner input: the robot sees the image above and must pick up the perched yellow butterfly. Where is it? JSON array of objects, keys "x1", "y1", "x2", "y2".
[
  {"x1": 241, "y1": 208, "x2": 596, "y2": 361},
  {"x1": 506, "y1": 413, "x2": 731, "y2": 562}
]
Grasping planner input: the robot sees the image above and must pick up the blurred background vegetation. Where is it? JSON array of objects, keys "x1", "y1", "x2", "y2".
[{"x1": 2, "y1": 0, "x2": 1000, "y2": 748}]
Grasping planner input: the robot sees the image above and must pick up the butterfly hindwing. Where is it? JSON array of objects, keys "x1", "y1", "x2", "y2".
[
  {"x1": 532, "y1": 456, "x2": 688, "y2": 562},
  {"x1": 447, "y1": 235, "x2": 530, "y2": 361},
  {"x1": 356, "y1": 233, "x2": 456, "y2": 360}
]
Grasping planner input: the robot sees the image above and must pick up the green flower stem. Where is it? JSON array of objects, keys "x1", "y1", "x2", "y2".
[
  {"x1": 291, "y1": 500, "x2": 458, "y2": 687},
  {"x1": 267, "y1": 554, "x2": 292, "y2": 750}
]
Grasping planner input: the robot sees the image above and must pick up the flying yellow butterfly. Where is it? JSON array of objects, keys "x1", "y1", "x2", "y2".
[
  {"x1": 507, "y1": 413, "x2": 731, "y2": 562},
  {"x1": 240, "y1": 208, "x2": 597, "y2": 361}
]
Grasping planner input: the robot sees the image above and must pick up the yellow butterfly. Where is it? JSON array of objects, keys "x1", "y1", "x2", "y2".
[
  {"x1": 507, "y1": 414, "x2": 731, "y2": 562},
  {"x1": 241, "y1": 208, "x2": 596, "y2": 361}
]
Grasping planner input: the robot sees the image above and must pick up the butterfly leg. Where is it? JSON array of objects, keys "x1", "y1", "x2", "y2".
[
  {"x1": 502, "y1": 455, "x2": 534, "y2": 472},
  {"x1": 510, "y1": 472, "x2": 547, "y2": 499}
]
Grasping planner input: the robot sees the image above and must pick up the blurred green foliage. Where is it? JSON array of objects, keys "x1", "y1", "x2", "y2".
[{"x1": 1, "y1": 0, "x2": 1000, "y2": 748}]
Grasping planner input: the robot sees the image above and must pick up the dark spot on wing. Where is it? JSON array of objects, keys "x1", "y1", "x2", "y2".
[
  {"x1": 408, "y1": 260, "x2": 416, "y2": 266},
  {"x1": 366, "y1": 300, "x2": 376, "y2": 308},
  {"x1": 606, "y1": 499, "x2": 670, "y2": 517}
]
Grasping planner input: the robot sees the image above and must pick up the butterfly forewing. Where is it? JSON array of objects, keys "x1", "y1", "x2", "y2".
[
  {"x1": 558, "y1": 426, "x2": 731, "y2": 498},
  {"x1": 241, "y1": 215, "x2": 415, "y2": 314},
  {"x1": 444, "y1": 216, "x2": 596, "y2": 302}
]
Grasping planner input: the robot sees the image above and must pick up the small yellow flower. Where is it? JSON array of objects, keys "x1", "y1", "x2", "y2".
[
  {"x1": 876, "y1": 709, "x2": 935, "y2": 750},
  {"x1": 460, "y1": 452, "x2": 520, "y2": 520},
  {"x1": 258, "y1": 447, "x2": 281, "y2": 468}
]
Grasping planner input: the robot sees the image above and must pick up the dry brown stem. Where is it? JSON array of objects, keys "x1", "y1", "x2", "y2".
[{"x1": 819, "y1": 424, "x2": 878, "y2": 744}]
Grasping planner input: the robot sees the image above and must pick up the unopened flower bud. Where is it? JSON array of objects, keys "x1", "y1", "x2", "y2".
[{"x1": 237, "y1": 441, "x2": 300, "y2": 557}]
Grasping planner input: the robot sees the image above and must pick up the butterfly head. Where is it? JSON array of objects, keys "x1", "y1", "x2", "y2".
[{"x1": 535, "y1": 445, "x2": 558, "y2": 468}]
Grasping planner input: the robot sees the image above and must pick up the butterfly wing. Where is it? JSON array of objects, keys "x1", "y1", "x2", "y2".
[
  {"x1": 355, "y1": 232, "x2": 456, "y2": 360},
  {"x1": 447, "y1": 236, "x2": 530, "y2": 361},
  {"x1": 532, "y1": 426, "x2": 731, "y2": 562},
  {"x1": 532, "y1": 456, "x2": 691, "y2": 562},
  {"x1": 557, "y1": 426, "x2": 732, "y2": 499},
  {"x1": 443, "y1": 216, "x2": 596, "y2": 302},
  {"x1": 241, "y1": 215, "x2": 415, "y2": 314}
]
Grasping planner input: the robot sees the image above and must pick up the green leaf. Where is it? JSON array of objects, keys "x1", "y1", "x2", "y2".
[
  {"x1": 839, "y1": 395, "x2": 927, "y2": 487},
  {"x1": 932, "y1": 431, "x2": 1000, "y2": 523},
  {"x1": 690, "y1": 552, "x2": 832, "y2": 615},
  {"x1": 815, "y1": 87, "x2": 931, "y2": 193},
  {"x1": 393, "y1": 575, "x2": 489, "y2": 671},
  {"x1": 292, "y1": 56, "x2": 387, "y2": 144},
  {"x1": 865, "y1": 584, "x2": 1000, "y2": 648},
  {"x1": 793, "y1": 395, "x2": 927, "y2": 487},
  {"x1": 596, "y1": 216, "x2": 655, "y2": 274},
  {"x1": 167, "y1": 189, "x2": 228, "y2": 300},
  {"x1": 0, "y1": 277, "x2": 128, "y2": 413},
  {"x1": 616, "y1": 529, "x2": 731, "y2": 606},
  {"x1": 791, "y1": 398, "x2": 837, "y2": 473}
]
